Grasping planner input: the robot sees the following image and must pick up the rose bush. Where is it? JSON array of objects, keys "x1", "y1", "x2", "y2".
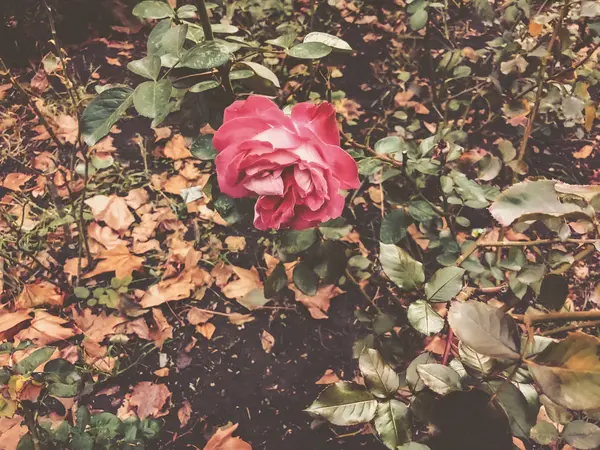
[{"x1": 213, "y1": 96, "x2": 360, "y2": 230}]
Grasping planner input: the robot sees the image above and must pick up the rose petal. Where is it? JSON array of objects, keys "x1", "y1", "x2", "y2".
[
  {"x1": 291, "y1": 102, "x2": 340, "y2": 146},
  {"x1": 224, "y1": 96, "x2": 281, "y2": 123}
]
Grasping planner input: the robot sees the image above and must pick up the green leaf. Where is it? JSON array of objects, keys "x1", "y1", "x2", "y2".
[
  {"x1": 319, "y1": 217, "x2": 352, "y2": 240},
  {"x1": 517, "y1": 262, "x2": 546, "y2": 285},
  {"x1": 160, "y1": 23, "x2": 188, "y2": 56},
  {"x1": 407, "y1": 300, "x2": 445, "y2": 336},
  {"x1": 265, "y1": 32, "x2": 297, "y2": 49},
  {"x1": 190, "y1": 134, "x2": 217, "y2": 160},
  {"x1": 15, "y1": 347, "x2": 55, "y2": 374},
  {"x1": 229, "y1": 69, "x2": 255, "y2": 80},
  {"x1": 374, "y1": 400, "x2": 411, "y2": 449},
  {"x1": 537, "y1": 274, "x2": 568, "y2": 310},
  {"x1": 425, "y1": 267, "x2": 465, "y2": 302},
  {"x1": 447, "y1": 300, "x2": 521, "y2": 360},
  {"x1": 562, "y1": 420, "x2": 600, "y2": 449},
  {"x1": 127, "y1": 55, "x2": 161, "y2": 80},
  {"x1": 416, "y1": 363, "x2": 463, "y2": 395},
  {"x1": 314, "y1": 241, "x2": 347, "y2": 284},
  {"x1": 189, "y1": 80, "x2": 221, "y2": 93},
  {"x1": 133, "y1": 80, "x2": 172, "y2": 119},
  {"x1": 530, "y1": 421, "x2": 558, "y2": 445},
  {"x1": 277, "y1": 229, "x2": 318, "y2": 255},
  {"x1": 133, "y1": 1, "x2": 174, "y2": 19},
  {"x1": 238, "y1": 61, "x2": 281, "y2": 87},
  {"x1": 410, "y1": 9, "x2": 429, "y2": 30},
  {"x1": 359, "y1": 348, "x2": 401, "y2": 399},
  {"x1": 305, "y1": 382, "x2": 378, "y2": 426},
  {"x1": 525, "y1": 332, "x2": 600, "y2": 410},
  {"x1": 397, "y1": 443, "x2": 431, "y2": 450},
  {"x1": 373, "y1": 312, "x2": 395, "y2": 335},
  {"x1": 70, "y1": 432, "x2": 94, "y2": 450},
  {"x1": 287, "y1": 42, "x2": 333, "y2": 60},
  {"x1": 264, "y1": 263, "x2": 287, "y2": 298},
  {"x1": 480, "y1": 380, "x2": 536, "y2": 439},
  {"x1": 293, "y1": 262, "x2": 318, "y2": 296},
  {"x1": 540, "y1": 394, "x2": 573, "y2": 424},
  {"x1": 477, "y1": 155, "x2": 502, "y2": 181},
  {"x1": 183, "y1": 41, "x2": 231, "y2": 69},
  {"x1": 81, "y1": 87, "x2": 134, "y2": 146},
  {"x1": 17, "y1": 434, "x2": 34, "y2": 450},
  {"x1": 304, "y1": 32, "x2": 353, "y2": 52},
  {"x1": 489, "y1": 180, "x2": 587, "y2": 226},
  {"x1": 212, "y1": 24, "x2": 239, "y2": 34},
  {"x1": 380, "y1": 243, "x2": 424, "y2": 290},
  {"x1": 138, "y1": 418, "x2": 161, "y2": 439},
  {"x1": 147, "y1": 19, "x2": 172, "y2": 55},
  {"x1": 89, "y1": 412, "x2": 121, "y2": 440},
  {"x1": 406, "y1": 352, "x2": 436, "y2": 393},
  {"x1": 408, "y1": 200, "x2": 438, "y2": 222},
  {"x1": 498, "y1": 140, "x2": 516, "y2": 162},
  {"x1": 74, "y1": 287, "x2": 90, "y2": 299},
  {"x1": 238, "y1": 288, "x2": 270, "y2": 311},
  {"x1": 76, "y1": 406, "x2": 91, "y2": 432},
  {"x1": 380, "y1": 209, "x2": 411, "y2": 245},
  {"x1": 176, "y1": 4, "x2": 197, "y2": 18},
  {"x1": 458, "y1": 342, "x2": 494, "y2": 375},
  {"x1": 375, "y1": 136, "x2": 403, "y2": 154}
]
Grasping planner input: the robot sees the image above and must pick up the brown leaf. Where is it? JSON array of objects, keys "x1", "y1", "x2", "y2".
[
  {"x1": 139, "y1": 268, "x2": 211, "y2": 308},
  {"x1": 203, "y1": 423, "x2": 252, "y2": 450},
  {"x1": 228, "y1": 313, "x2": 255, "y2": 326},
  {"x1": 315, "y1": 369, "x2": 341, "y2": 385},
  {"x1": 211, "y1": 262, "x2": 234, "y2": 287},
  {"x1": 83, "y1": 245, "x2": 144, "y2": 279},
  {"x1": 85, "y1": 195, "x2": 135, "y2": 232},
  {"x1": 125, "y1": 188, "x2": 150, "y2": 210},
  {"x1": 16, "y1": 282, "x2": 64, "y2": 309},
  {"x1": 528, "y1": 21, "x2": 543, "y2": 37},
  {"x1": 72, "y1": 309, "x2": 128, "y2": 343},
  {"x1": 0, "y1": 311, "x2": 31, "y2": 341},
  {"x1": 88, "y1": 222, "x2": 127, "y2": 251},
  {"x1": 178, "y1": 400, "x2": 192, "y2": 428},
  {"x1": 106, "y1": 56, "x2": 122, "y2": 66},
  {"x1": 129, "y1": 382, "x2": 172, "y2": 419},
  {"x1": 0, "y1": 416, "x2": 28, "y2": 450},
  {"x1": 292, "y1": 285, "x2": 344, "y2": 320},
  {"x1": 260, "y1": 330, "x2": 275, "y2": 353},
  {"x1": 55, "y1": 114, "x2": 79, "y2": 144},
  {"x1": 572, "y1": 145, "x2": 594, "y2": 159},
  {"x1": 154, "y1": 126, "x2": 172, "y2": 141},
  {"x1": 585, "y1": 105, "x2": 596, "y2": 132},
  {"x1": 150, "y1": 308, "x2": 173, "y2": 349},
  {"x1": 225, "y1": 236, "x2": 247, "y2": 252},
  {"x1": 222, "y1": 266, "x2": 261, "y2": 299},
  {"x1": 15, "y1": 311, "x2": 80, "y2": 345},
  {"x1": 196, "y1": 322, "x2": 216, "y2": 340},
  {"x1": 1, "y1": 173, "x2": 32, "y2": 191},
  {"x1": 163, "y1": 134, "x2": 193, "y2": 160},
  {"x1": 187, "y1": 307, "x2": 213, "y2": 325}
]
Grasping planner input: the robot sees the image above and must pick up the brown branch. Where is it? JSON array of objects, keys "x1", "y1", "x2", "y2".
[
  {"x1": 516, "y1": 0, "x2": 570, "y2": 163},
  {"x1": 540, "y1": 320, "x2": 600, "y2": 336}
]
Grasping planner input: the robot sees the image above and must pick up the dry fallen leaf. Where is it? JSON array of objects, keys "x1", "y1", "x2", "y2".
[
  {"x1": 55, "y1": 114, "x2": 78, "y2": 144},
  {"x1": 83, "y1": 245, "x2": 144, "y2": 279},
  {"x1": 196, "y1": 322, "x2": 216, "y2": 340},
  {"x1": 222, "y1": 266, "x2": 261, "y2": 299},
  {"x1": 211, "y1": 262, "x2": 234, "y2": 287},
  {"x1": 85, "y1": 195, "x2": 135, "y2": 232},
  {"x1": 129, "y1": 382, "x2": 172, "y2": 419},
  {"x1": 88, "y1": 222, "x2": 127, "y2": 251},
  {"x1": 72, "y1": 309, "x2": 128, "y2": 343},
  {"x1": 139, "y1": 267, "x2": 211, "y2": 308},
  {"x1": 225, "y1": 236, "x2": 247, "y2": 252},
  {"x1": 0, "y1": 311, "x2": 31, "y2": 341},
  {"x1": 0, "y1": 416, "x2": 28, "y2": 450},
  {"x1": 572, "y1": 145, "x2": 594, "y2": 159},
  {"x1": 315, "y1": 369, "x2": 341, "y2": 385},
  {"x1": 16, "y1": 282, "x2": 64, "y2": 309},
  {"x1": 187, "y1": 307, "x2": 214, "y2": 325},
  {"x1": 203, "y1": 423, "x2": 252, "y2": 450},
  {"x1": 260, "y1": 330, "x2": 275, "y2": 353},
  {"x1": 150, "y1": 308, "x2": 173, "y2": 349},
  {"x1": 291, "y1": 285, "x2": 344, "y2": 320},
  {"x1": 1, "y1": 173, "x2": 32, "y2": 191},
  {"x1": 163, "y1": 134, "x2": 193, "y2": 160},
  {"x1": 15, "y1": 311, "x2": 80, "y2": 346},
  {"x1": 178, "y1": 400, "x2": 192, "y2": 428}
]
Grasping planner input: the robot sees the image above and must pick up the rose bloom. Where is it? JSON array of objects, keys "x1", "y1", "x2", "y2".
[{"x1": 213, "y1": 96, "x2": 360, "y2": 230}]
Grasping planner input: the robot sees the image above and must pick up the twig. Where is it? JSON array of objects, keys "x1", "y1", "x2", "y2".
[
  {"x1": 516, "y1": 0, "x2": 570, "y2": 164},
  {"x1": 511, "y1": 310, "x2": 600, "y2": 324},
  {"x1": 540, "y1": 320, "x2": 600, "y2": 336}
]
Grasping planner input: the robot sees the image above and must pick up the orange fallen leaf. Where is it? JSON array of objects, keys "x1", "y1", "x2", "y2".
[
  {"x1": 0, "y1": 416, "x2": 28, "y2": 450},
  {"x1": 139, "y1": 268, "x2": 211, "y2": 308},
  {"x1": 88, "y1": 222, "x2": 127, "y2": 251},
  {"x1": 163, "y1": 134, "x2": 193, "y2": 160},
  {"x1": 585, "y1": 104, "x2": 596, "y2": 132},
  {"x1": 83, "y1": 244, "x2": 144, "y2": 279},
  {"x1": 125, "y1": 188, "x2": 149, "y2": 210},
  {"x1": 55, "y1": 114, "x2": 78, "y2": 144},
  {"x1": 178, "y1": 400, "x2": 192, "y2": 428},
  {"x1": 203, "y1": 423, "x2": 252, "y2": 450},
  {"x1": 573, "y1": 144, "x2": 594, "y2": 159},
  {"x1": 197, "y1": 322, "x2": 216, "y2": 340},
  {"x1": 15, "y1": 311, "x2": 80, "y2": 346},
  {"x1": 72, "y1": 309, "x2": 128, "y2": 343},
  {"x1": 154, "y1": 126, "x2": 172, "y2": 141},
  {"x1": 1, "y1": 173, "x2": 32, "y2": 191},
  {"x1": 228, "y1": 313, "x2": 255, "y2": 326},
  {"x1": 106, "y1": 56, "x2": 122, "y2": 66},
  {"x1": 129, "y1": 382, "x2": 171, "y2": 419},
  {"x1": 187, "y1": 307, "x2": 213, "y2": 325},
  {"x1": 211, "y1": 262, "x2": 234, "y2": 287},
  {"x1": 225, "y1": 236, "x2": 247, "y2": 252},
  {"x1": 0, "y1": 311, "x2": 31, "y2": 341},
  {"x1": 85, "y1": 195, "x2": 135, "y2": 232},
  {"x1": 260, "y1": 330, "x2": 275, "y2": 353},
  {"x1": 154, "y1": 367, "x2": 169, "y2": 377},
  {"x1": 150, "y1": 308, "x2": 173, "y2": 349},
  {"x1": 16, "y1": 282, "x2": 64, "y2": 309},
  {"x1": 291, "y1": 285, "x2": 344, "y2": 320},
  {"x1": 315, "y1": 369, "x2": 341, "y2": 385},
  {"x1": 222, "y1": 266, "x2": 261, "y2": 299},
  {"x1": 528, "y1": 21, "x2": 543, "y2": 37}
]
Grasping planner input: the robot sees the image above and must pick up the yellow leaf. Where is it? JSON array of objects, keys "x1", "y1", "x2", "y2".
[{"x1": 585, "y1": 105, "x2": 596, "y2": 132}]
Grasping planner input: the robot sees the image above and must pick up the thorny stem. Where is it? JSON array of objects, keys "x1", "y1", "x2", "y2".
[
  {"x1": 516, "y1": 0, "x2": 570, "y2": 164},
  {"x1": 76, "y1": 154, "x2": 92, "y2": 285},
  {"x1": 511, "y1": 310, "x2": 600, "y2": 325},
  {"x1": 540, "y1": 320, "x2": 600, "y2": 336},
  {"x1": 0, "y1": 58, "x2": 65, "y2": 151},
  {"x1": 196, "y1": 0, "x2": 234, "y2": 103}
]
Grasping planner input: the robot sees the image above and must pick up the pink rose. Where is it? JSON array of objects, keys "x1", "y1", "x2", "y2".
[{"x1": 213, "y1": 96, "x2": 360, "y2": 230}]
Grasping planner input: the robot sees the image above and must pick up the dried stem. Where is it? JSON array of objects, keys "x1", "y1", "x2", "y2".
[{"x1": 516, "y1": 0, "x2": 570, "y2": 163}]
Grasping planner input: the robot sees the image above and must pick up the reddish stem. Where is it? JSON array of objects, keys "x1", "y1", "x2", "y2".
[{"x1": 442, "y1": 328, "x2": 454, "y2": 365}]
